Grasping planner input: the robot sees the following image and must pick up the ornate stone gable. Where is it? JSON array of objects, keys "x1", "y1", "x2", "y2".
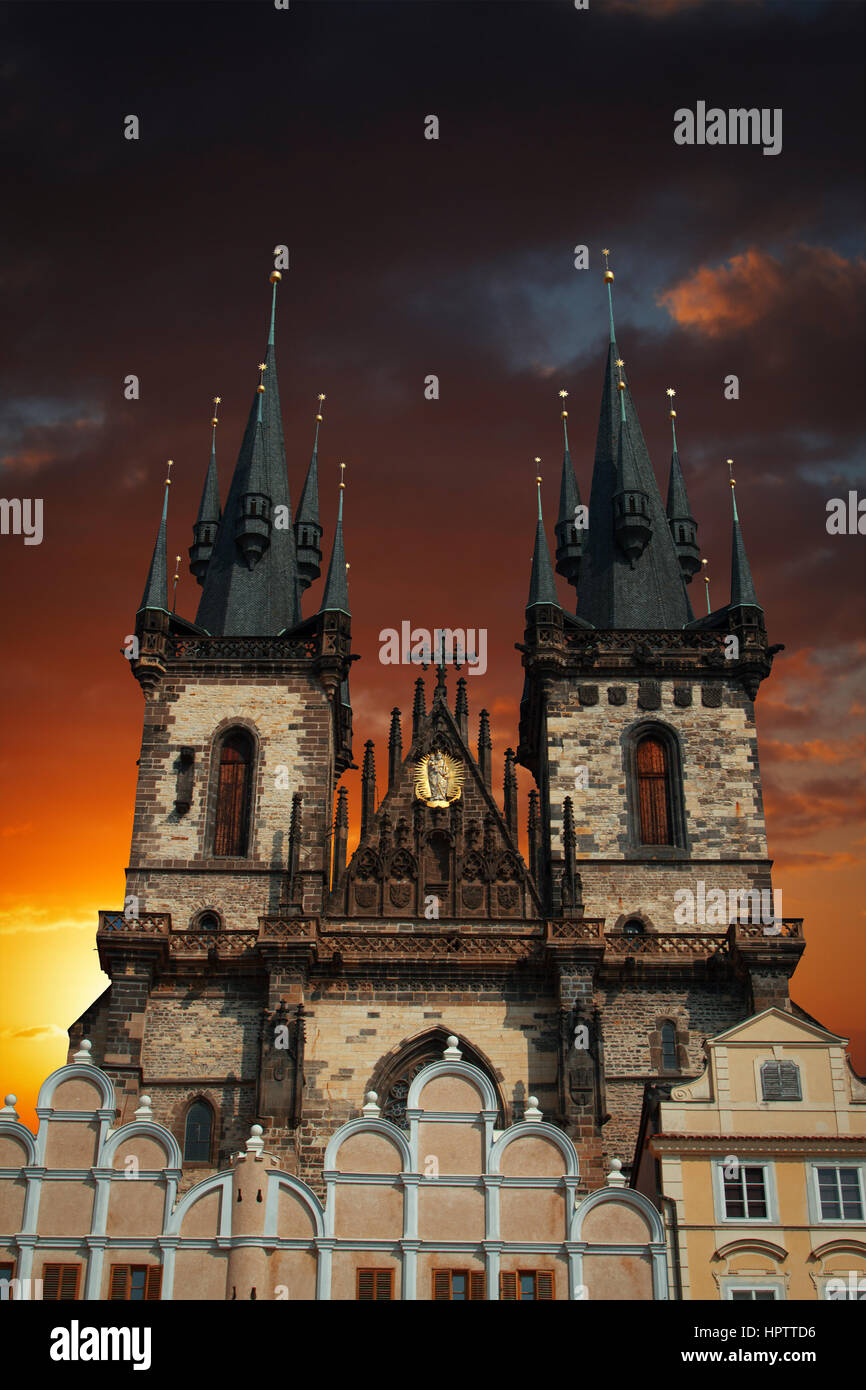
[{"x1": 337, "y1": 675, "x2": 541, "y2": 921}]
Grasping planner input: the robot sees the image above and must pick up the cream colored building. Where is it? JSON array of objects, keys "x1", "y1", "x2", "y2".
[{"x1": 634, "y1": 1008, "x2": 866, "y2": 1300}]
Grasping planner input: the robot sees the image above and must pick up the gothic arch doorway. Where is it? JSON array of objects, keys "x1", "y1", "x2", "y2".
[{"x1": 370, "y1": 1028, "x2": 507, "y2": 1129}]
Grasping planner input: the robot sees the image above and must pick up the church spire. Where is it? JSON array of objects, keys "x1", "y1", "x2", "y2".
[
  {"x1": 195, "y1": 268, "x2": 300, "y2": 635},
  {"x1": 728, "y1": 459, "x2": 761, "y2": 608},
  {"x1": 138, "y1": 460, "x2": 173, "y2": 613},
  {"x1": 665, "y1": 388, "x2": 701, "y2": 584},
  {"x1": 319, "y1": 463, "x2": 350, "y2": 616},
  {"x1": 295, "y1": 393, "x2": 324, "y2": 594},
  {"x1": 554, "y1": 388, "x2": 582, "y2": 591},
  {"x1": 575, "y1": 252, "x2": 693, "y2": 630},
  {"x1": 189, "y1": 398, "x2": 222, "y2": 585},
  {"x1": 527, "y1": 467, "x2": 560, "y2": 610}
]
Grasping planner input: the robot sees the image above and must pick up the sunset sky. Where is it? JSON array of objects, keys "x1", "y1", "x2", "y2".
[{"x1": 0, "y1": 0, "x2": 864, "y2": 1129}]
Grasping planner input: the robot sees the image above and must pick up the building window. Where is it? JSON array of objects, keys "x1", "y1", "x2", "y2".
[
  {"x1": 622, "y1": 918, "x2": 644, "y2": 939},
  {"x1": 636, "y1": 736, "x2": 672, "y2": 844},
  {"x1": 376, "y1": 1029, "x2": 506, "y2": 1131},
  {"x1": 356, "y1": 1268, "x2": 393, "y2": 1301},
  {"x1": 184, "y1": 1099, "x2": 214, "y2": 1163},
  {"x1": 0, "y1": 1262, "x2": 14, "y2": 1295},
  {"x1": 108, "y1": 1266, "x2": 162, "y2": 1301},
  {"x1": 42, "y1": 1265, "x2": 80, "y2": 1300},
  {"x1": 729, "y1": 1288, "x2": 779, "y2": 1301},
  {"x1": 432, "y1": 1269, "x2": 486, "y2": 1300},
  {"x1": 661, "y1": 1022, "x2": 678, "y2": 1071},
  {"x1": 213, "y1": 729, "x2": 254, "y2": 857},
  {"x1": 760, "y1": 1060, "x2": 802, "y2": 1101},
  {"x1": 723, "y1": 1165, "x2": 768, "y2": 1220},
  {"x1": 500, "y1": 1271, "x2": 554, "y2": 1300},
  {"x1": 815, "y1": 1166, "x2": 864, "y2": 1221},
  {"x1": 197, "y1": 911, "x2": 221, "y2": 932}
]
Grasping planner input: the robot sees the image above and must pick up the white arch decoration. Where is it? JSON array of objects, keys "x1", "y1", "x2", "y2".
[
  {"x1": 489, "y1": 1121, "x2": 579, "y2": 1176},
  {"x1": 324, "y1": 1116, "x2": 412, "y2": 1173},
  {"x1": 406, "y1": 1057, "x2": 499, "y2": 1113},
  {"x1": 100, "y1": 1119, "x2": 183, "y2": 1172}
]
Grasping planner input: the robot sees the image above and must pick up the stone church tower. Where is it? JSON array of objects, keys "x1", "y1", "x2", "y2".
[{"x1": 70, "y1": 264, "x2": 803, "y2": 1199}]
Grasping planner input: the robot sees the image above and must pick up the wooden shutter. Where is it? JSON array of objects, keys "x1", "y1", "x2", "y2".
[
  {"x1": 636, "y1": 737, "x2": 671, "y2": 845},
  {"x1": 214, "y1": 736, "x2": 251, "y2": 857},
  {"x1": 357, "y1": 1268, "x2": 392, "y2": 1301},
  {"x1": 144, "y1": 1267, "x2": 162, "y2": 1301},
  {"x1": 468, "y1": 1271, "x2": 486, "y2": 1301},
  {"x1": 500, "y1": 1271, "x2": 518, "y2": 1300},
  {"x1": 43, "y1": 1265, "x2": 80, "y2": 1300},
  {"x1": 432, "y1": 1269, "x2": 451, "y2": 1300},
  {"x1": 108, "y1": 1265, "x2": 130, "y2": 1300},
  {"x1": 536, "y1": 1271, "x2": 554, "y2": 1300}
]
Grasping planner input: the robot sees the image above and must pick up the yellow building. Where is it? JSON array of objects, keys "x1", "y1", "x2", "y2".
[{"x1": 634, "y1": 1008, "x2": 866, "y2": 1300}]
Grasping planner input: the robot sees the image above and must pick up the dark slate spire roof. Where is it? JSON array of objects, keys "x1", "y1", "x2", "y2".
[
  {"x1": 195, "y1": 425, "x2": 221, "y2": 528},
  {"x1": 557, "y1": 430, "x2": 580, "y2": 533},
  {"x1": 138, "y1": 468, "x2": 171, "y2": 613},
  {"x1": 576, "y1": 341, "x2": 693, "y2": 630},
  {"x1": 319, "y1": 475, "x2": 350, "y2": 616},
  {"x1": 194, "y1": 276, "x2": 300, "y2": 635},
  {"x1": 730, "y1": 481, "x2": 760, "y2": 608},
  {"x1": 296, "y1": 417, "x2": 320, "y2": 529},
  {"x1": 527, "y1": 480, "x2": 560, "y2": 609},
  {"x1": 666, "y1": 442, "x2": 692, "y2": 522}
]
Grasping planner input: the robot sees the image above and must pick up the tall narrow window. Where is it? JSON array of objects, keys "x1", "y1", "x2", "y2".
[
  {"x1": 42, "y1": 1265, "x2": 80, "y2": 1300},
  {"x1": 109, "y1": 1266, "x2": 162, "y2": 1301},
  {"x1": 357, "y1": 1269, "x2": 394, "y2": 1300},
  {"x1": 432, "y1": 1269, "x2": 486, "y2": 1300},
  {"x1": 214, "y1": 730, "x2": 253, "y2": 857},
  {"x1": 636, "y1": 735, "x2": 671, "y2": 845},
  {"x1": 661, "y1": 1022, "x2": 678, "y2": 1071},
  {"x1": 184, "y1": 1100, "x2": 214, "y2": 1163}
]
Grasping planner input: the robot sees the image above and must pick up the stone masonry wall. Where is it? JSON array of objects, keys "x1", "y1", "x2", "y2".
[
  {"x1": 127, "y1": 670, "x2": 334, "y2": 926},
  {"x1": 546, "y1": 676, "x2": 773, "y2": 927}
]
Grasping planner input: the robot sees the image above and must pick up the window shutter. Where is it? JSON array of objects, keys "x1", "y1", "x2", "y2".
[
  {"x1": 500, "y1": 1271, "x2": 518, "y2": 1300},
  {"x1": 468, "y1": 1271, "x2": 486, "y2": 1301},
  {"x1": 144, "y1": 1267, "x2": 162, "y2": 1301},
  {"x1": 108, "y1": 1265, "x2": 130, "y2": 1300},
  {"x1": 432, "y1": 1270, "x2": 451, "y2": 1301},
  {"x1": 537, "y1": 1272, "x2": 554, "y2": 1300},
  {"x1": 43, "y1": 1266, "x2": 61, "y2": 1300},
  {"x1": 636, "y1": 737, "x2": 671, "y2": 845},
  {"x1": 59, "y1": 1266, "x2": 79, "y2": 1300},
  {"x1": 214, "y1": 736, "x2": 252, "y2": 857},
  {"x1": 374, "y1": 1270, "x2": 392, "y2": 1301},
  {"x1": 357, "y1": 1269, "x2": 375, "y2": 1300}
]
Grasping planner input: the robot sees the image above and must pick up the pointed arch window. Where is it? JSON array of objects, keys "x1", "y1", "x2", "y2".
[
  {"x1": 213, "y1": 729, "x2": 254, "y2": 857},
  {"x1": 636, "y1": 735, "x2": 671, "y2": 845},
  {"x1": 184, "y1": 1100, "x2": 214, "y2": 1163}
]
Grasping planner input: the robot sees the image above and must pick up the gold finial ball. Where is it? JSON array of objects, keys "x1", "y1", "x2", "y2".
[
  {"x1": 536, "y1": 475, "x2": 542, "y2": 485},
  {"x1": 604, "y1": 270, "x2": 614, "y2": 283},
  {"x1": 561, "y1": 410, "x2": 568, "y2": 419},
  {"x1": 211, "y1": 417, "x2": 219, "y2": 426},
  {"x1": 617, "y1": 381, "x2": 625, "y2": 391},
  {"x1": 316, "y1": 414, "x2": 323, "y2": 422},
  {"x1": 339, "y1": 481, "x2": 345, "y2": 489},
  {"x1": 256, "y1": 384, "x2": 265, "y2": 394},
  {"x1": 670, "y1": 409, "x2": 676, "y2": 419},
  {"x1": 270, "y1": 270, "x2": 282, "y2": 283},
  {"x1": 345, "y1": 562, "x2": 350, "y2": 570}
]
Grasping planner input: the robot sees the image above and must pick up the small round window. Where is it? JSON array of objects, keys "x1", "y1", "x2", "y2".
[{"x1": 198, "y1": 912, "x2": 220, "y2": 932}]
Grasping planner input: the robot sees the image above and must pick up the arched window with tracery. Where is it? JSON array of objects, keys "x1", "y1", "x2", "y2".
[
  {"x1": 636, "y1": 734, "x2": 672, "y2": 845},
  {"x1": 184, "y1": 1099, "x2": 214, "y2": 1163},
  {"x1": 213, "y1": 729, "x2": 254, "y2": 857},
  {"x1": 374, "y1": 1031, "x2": 506, "y2": 1130}
]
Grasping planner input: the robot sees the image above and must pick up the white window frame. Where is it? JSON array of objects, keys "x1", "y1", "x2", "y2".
[
  {"x1": 722, "y1": 1279, "x2": 785, "y2": 1301},
  {"x1": 808, "y1": 1162, "x2": 866, "y2": 1225},
  {"x1": 713, "y1": 1159, "x2": 777, "y2": 1225}
]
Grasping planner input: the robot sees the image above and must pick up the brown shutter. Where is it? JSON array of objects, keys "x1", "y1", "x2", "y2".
[
  {"x1": 500, "y1": 1271, "x2": 518, "y2": 1300},
  {"x1": 636, "y1": 737, "x2": 671, "y2": 845},
  {"x1": 144, "y1": 1267, "x2": 162, "y2": 1301},
  {"x1": 537, "y1": 1271, "x2": 554, "y2": 1300},
  {"x1": 374, "y1": 1269, "x2": 393, "y2": 1301},
  {"x1": 42, "y1": 1265, "x2": 61, "y2": 1300},
  {"x1": 108, "y1": 1265, "x2": 130, "y2": 1300},
  {"x1": 468, "y1": 1271, "x2": 486, "y2": 1301},
  {"x1": 59, "y1": 1265, "x2": 79, "y2": 1300},
  {"x1": 432, "y1": 1270, "x2": 451, "y2": 1300},
  {"x1": 357, "y1": 1269, "x2": 375, "y2": 1300},
  {"x1": 214, "y1": 737, "x2": 251, "y2": 857}
]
